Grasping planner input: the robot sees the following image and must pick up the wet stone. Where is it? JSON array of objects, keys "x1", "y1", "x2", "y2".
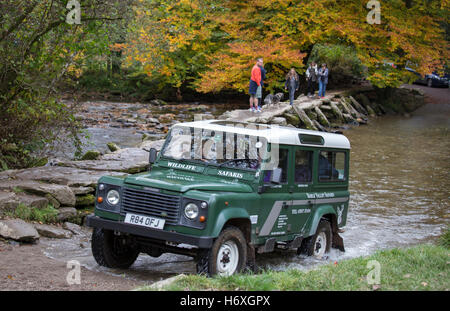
[
  {"x1": 0, "y1": 219, "x2": 39, "y2": 242},
  {"x1": 34, "y1": 224, "x2": 72, "y2": 239}
]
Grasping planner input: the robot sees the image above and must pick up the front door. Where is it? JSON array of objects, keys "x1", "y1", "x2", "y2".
[
  {"x1": 257, "y1": 147, "x2": 292, "y2": 242},
  {"x1": 289, "y1": 147, "x2": 315, "y2": 235}
]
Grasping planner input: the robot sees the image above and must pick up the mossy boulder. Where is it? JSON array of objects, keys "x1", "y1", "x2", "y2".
[
  {"x1": 81, "y1": 150, "x2": 101, "y2": 160},
  {"x1": 75, "y1": 194, "x2": 95, "y2": 207},
  {"x1": 283, "y1": 113, "x2": 301, "y2": 126},
  {"x1": 106, "y1": 142, "x2": 120, "y2": 152}
]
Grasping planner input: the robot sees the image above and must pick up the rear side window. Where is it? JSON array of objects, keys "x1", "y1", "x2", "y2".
[{"x1": 318, "y1": 151, "x2": 346, "y2": 182}]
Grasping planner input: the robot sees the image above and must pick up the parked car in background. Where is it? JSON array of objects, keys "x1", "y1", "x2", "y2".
[{"x1": 405, "y1": 67, "x2": 450, "y2": 87}]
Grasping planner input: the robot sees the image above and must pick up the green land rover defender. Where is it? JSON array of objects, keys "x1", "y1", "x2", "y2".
[{"x1": 86, "y1": 120, "x2": 350, "y2": 276}]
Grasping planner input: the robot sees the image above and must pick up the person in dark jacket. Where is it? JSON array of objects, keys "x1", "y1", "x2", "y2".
[
  {"x1": 285, "y1": 68, "x2": 299, "y2": 106},
  {"x1": 318, "y1": 63, "x2": 329, "y2": 98},
  {"x1": 305, "y1": 62, "x2": 318, "y2": 97}
]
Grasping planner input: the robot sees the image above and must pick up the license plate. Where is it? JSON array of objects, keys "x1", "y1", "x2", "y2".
[{"x1": 124, "y1": 213, "x2": 165, "y2": 230}]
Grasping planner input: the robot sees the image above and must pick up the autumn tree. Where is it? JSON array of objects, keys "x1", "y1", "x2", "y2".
[
  {"x1": 122, "y1": 0, "x2": 448, "y2": 93},
  {"x1": 0, "y1": 0, "x2": 132, "y2": 169},
  {"x1": 117, "y1": 0, "x2": 226, "y2": 99}
]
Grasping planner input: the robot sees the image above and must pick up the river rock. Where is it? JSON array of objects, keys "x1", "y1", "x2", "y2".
[
  {"x1": 63, "y1": 222, "x2": 83, "y2": 235},
  {"x1": 158, "y1": 113, "x2": 175, "y2": 123},
  {"x1": 56, "y1": 207, "x2": 77, "y2": 222},
  {"x1": 0, "y1": 180, "x2": 76, "y2": 206},
  {"x1": 0, "y1": 219, "x2": 39, "y2": 242},
  {"x1": 149, "y1": 99, "x2": 167, "y2": 106},
  {"x1": 146, "y1": 117, "x2": 160, "y2": 124},
  {"x1": 34, "y1": 224, "x2": 72, "y2": 239},
  {"x1": 0, "y1": 191, "x2": 19, "y2": 213}
]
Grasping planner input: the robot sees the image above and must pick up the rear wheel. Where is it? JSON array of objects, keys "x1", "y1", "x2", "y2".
[
  {"x1": 298, "y1": 220, "x2": 331, "y2": 259},
  {"x1": 196, "y1": 226, "x2": 247, "y2": 276},
  {"x1": 91, "y1": 228, "x2": 140, "y2": 269}
]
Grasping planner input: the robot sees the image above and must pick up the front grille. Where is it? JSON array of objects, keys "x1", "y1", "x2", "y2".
[{"x1": 121, "y1": 187, "x2": 181, "y2": 225}]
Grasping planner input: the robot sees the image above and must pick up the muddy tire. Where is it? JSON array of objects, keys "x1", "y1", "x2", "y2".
[
  {"x1": 196, "y1": 226, "x2": 247, "y2": 276},
  {"x1": 91, "y1": 228, "x2": 140, "y2": 269},
  {"x1": 298, "y1": 220, "x2": 331, "y2": 259}
]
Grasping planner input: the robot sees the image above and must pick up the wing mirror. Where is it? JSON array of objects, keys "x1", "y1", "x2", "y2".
[{"x1": 148, "y1": 148, "x2": 158, "y2": 165}]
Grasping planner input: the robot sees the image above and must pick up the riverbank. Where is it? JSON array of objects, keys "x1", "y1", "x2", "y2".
[{"x1": 140, "y1": 243, "x2": 449, "y2": 291}]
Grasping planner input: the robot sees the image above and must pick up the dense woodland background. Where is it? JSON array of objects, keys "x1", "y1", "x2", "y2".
[{"x1": 0, "y1": 0, "x2": 448, "y2": 169}]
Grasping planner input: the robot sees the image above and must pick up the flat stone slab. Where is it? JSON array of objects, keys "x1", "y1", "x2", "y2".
[
  {"x1": 0, "y1": 180, "x2": 75, "y2": 207},
  {"x1": 3, "y1": 166, "x2": 127, "y2": 187},
  {"x1": 56, "y1": 148, "x2": 149, "y2": 173},
  {"x1": 34, "y1": 224, "x2": 72, "y2": 239},
  {"x1": 0, "y1": 219, "x2": 39, "y2": 242},
  {"x1": 221, "y1": 103, "x2": 294, "y2": 124}
]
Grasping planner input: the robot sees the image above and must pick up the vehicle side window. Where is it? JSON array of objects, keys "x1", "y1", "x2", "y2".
[
  {"x1": 295, "y1": 150, "x2": 313, "y2": 183},
  {"x1": 263, "y1": 148, "x2": 289, "y2": 184},
  {"x1": 319, "y1": 151, "x2": 346, "y2": 182}
]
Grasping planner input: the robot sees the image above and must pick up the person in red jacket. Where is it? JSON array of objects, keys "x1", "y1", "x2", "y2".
[{"x1": 249, "y1": 58, "x2": 263, "y2": 112}]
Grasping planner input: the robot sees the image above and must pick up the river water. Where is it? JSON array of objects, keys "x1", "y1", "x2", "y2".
[{"x1": 43, "y1": 93, "x2": 450, "y2": 283}]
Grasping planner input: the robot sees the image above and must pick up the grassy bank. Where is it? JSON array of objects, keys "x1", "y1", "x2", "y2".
[{"x1": 141, "y1": 243, "x2": 449, "y2": 291}]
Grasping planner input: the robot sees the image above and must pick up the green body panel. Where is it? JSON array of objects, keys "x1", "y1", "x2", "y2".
[
  {"x1": 93, "y1": 141, "x2": 350, "y2": 248},
  {"x1": 210, "y1": 207, "x2": 250, "y2": 237},
  {"x1": 304, "y1": 205, "x2": 337, "y2": 237}
]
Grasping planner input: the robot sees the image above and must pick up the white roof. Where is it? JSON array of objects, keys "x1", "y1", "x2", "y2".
[{"x1": 173, "y1": 120, "x2": 351, "y2": 149}]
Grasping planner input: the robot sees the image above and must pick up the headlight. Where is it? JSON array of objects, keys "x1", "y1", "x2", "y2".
[
  {"x1": 106, "y1": 189, "x2": 120, "y2": 205},
  {"x1": 184, "y1": 203, "x2": 199, "y2": 220}
]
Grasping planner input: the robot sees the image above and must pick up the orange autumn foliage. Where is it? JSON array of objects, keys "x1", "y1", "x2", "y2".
[{"x1": 120, "y1": 0, "x2": 449, "y2": 92}]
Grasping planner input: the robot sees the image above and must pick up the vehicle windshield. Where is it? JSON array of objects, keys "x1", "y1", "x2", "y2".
[{"x1": 161, "y1": 126, "x2": 268, "y2": 170}]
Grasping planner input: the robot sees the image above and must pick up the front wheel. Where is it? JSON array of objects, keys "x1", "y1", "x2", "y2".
[
  {"x1": 196, "y1": 226, "x2": 247, "y2": 276},
  {"x1": 298, "y1": 220, "x2": 331, "y2": 259},
  {"x1": 91, "y1": 228, "x2": 140, "y2": 269}
]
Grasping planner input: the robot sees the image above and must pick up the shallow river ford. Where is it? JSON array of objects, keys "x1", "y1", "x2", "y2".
[{"x1": 43, "y1": 95, "x2": 450, "y2": 283}]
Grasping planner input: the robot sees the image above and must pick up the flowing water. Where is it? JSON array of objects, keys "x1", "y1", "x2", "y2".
[{"x1": 43, "y1": 95, "x2": 450, "y2": 282}]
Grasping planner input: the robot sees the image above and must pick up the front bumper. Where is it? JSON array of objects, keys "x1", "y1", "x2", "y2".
[{"x1": 86, "y1": 215, "x2": 213, "y2": 249}]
